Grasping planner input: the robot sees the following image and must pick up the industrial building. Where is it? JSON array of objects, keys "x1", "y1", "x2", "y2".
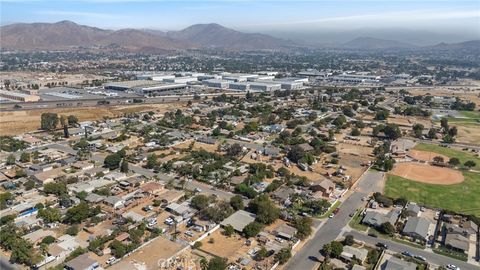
[
  {"x1": 136, "y1": 74, "x2": 176, "y2": 81},
  {"x1": 104, "y1": 80, "x2": 160, "y2": 91},
  {"x1": 204, "y1": 79, "x2": 229, "y2": 89},
  {"x1": 329, "y1": 74, "x2": 381, "y2": 84},
  {"x1": 163, "y1": 77, "x2": 198, "y2": 84},
  {"x1": 228, "y1": 82, "x2": 250, "y2": 91},
  {"x1": 0, "y1": 90, "x2": 40, "y2": 102},
  {"x1": 222, "y1": 73, "x2": 259, "y2": 82},
  {"x1": 134, "y1": 83, "x2": 187, "y2": 95},
  {"x1": 249, "y1": 82, "x2": 282, "y2": 92}
]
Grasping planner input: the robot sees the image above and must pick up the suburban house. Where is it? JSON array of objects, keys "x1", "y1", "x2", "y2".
[
  {"x1": 220, "y1": 210, "x2": 256, "y2": 232},
  {"x1": 340, "y1": 246, "x2": 368, "y2": 264},
  {"x1": 274, "y1": 223, "x2": 298, "y2": 240},
  {"x1": 362, "y1": 209, "x2": 401, "y2": 227},
  {"x1": 310, "y1": 179, "x2": 335, "y2": 197},
  {"x1": 103, "y1": 196, "x2": 124, "y2": 209},
  {"x1": 402, "y1": 217, "x2": 432, "y2": 241},
  {"x1": 64, "y1": 253, "x2": 99, "y2": 270},
  {"x1": 444, "y1": 233, "x2": 470, "y2": 253}
]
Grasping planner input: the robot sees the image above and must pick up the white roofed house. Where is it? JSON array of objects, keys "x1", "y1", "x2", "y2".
[{"x1": 103, "y1": 196, "x2": 124, "y2": 209}]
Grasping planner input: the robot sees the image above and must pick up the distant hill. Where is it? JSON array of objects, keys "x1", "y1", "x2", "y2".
[
  {"x1": 342, "y1": 36, "x2": 416, "y2": 49},
  {"x1": 0, "y1": 21, "x2": 291, "y2": 52},
  {"x1": 0, "y1": 21, "x2": 189, "y2": 52},
  {"x1": 166, "y1": 23, "x2": 291, "y2": 50},
  {"x1": 428, "y1": 40, "x2": 480, "y2": 51}
]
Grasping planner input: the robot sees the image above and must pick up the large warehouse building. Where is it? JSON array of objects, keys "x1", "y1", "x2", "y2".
[{"x1": 0, "y1": 90, "x2": 40, "y2": 102}]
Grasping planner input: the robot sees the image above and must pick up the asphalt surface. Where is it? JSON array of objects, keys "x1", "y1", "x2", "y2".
[
  {"x1": 348, "y1": 231, "x2": 478, "y2": 270},
  {"x1": 285, "y1": 171, "x2": 384, "y2": 270}
]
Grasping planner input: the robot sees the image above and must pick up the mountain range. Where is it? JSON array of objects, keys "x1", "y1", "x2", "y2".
[
  {"x1": 0, "y1": 21, "x2": 290, "y2": 52},
  {"x1": 0, "y1": 20, "x2": 478, "y2": 52}
]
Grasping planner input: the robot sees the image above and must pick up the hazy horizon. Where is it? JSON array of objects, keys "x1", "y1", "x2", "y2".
[{"x1": 1, "y1": 0, "x2": 479, "y2": 45}]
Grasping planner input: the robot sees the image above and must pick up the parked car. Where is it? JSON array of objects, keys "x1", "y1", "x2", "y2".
[
  {"x1": 106, "y1": 257, "x2": 116, "y2": 265},
  {"x1": 402, "y1": 251, "x2": 413, "y2": 257},
  {"x1": 414, "y1": 255, "x2": 426, "y2": 261},
  {"x1": 376, "y1": 242, "x2": 388, "y2": 249},
  {"x1": 446, "y1": 264, "x2": 460, "y2": 270},
  {"x1": 368, "y1": 232, "x2": 378, "y2": 238},
  {"x1": 329, "y1": 213, "x2": 335, "y2": 218}
]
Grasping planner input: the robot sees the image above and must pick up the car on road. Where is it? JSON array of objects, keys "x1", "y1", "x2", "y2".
[
  {"x1": 402, "y1": 251, "x2": 413, "y2": 257},
  {"x1": 308, "y1": 256, "x2": 320, "y2": 262},
  {"x1": 329, "y1": 213, "x2": 335, "y2": 218},
  {"x1": 368, "y1": 232, "x2": 378, "y2": 238},
  {"x1": 414, "y1": 255, "x2": 426, "y2": 261},
  {"x1": 446, "y1": 264, "x2": 460, "y2": 270},
  {"x1": 376, "y1": 242, "x2": 388, "y2": 249},
  {"x1": 349, "y1": 211, "x2": 356, "y2": 217}
]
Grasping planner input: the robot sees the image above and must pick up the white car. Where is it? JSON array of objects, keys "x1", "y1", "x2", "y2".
[
  {"x1": 329, "y1": 213, "x2": 335, "y2": 218},
  {"x1": 106, "y1": 257, "x2": 116, "y2": 265},
  {"x1": 275, "y1": 237, "x2": 284, "y2": 243},
  {"x1": 446, "y1": 264, "x2": 460, "y2": 270},
  {"x1": 165, "y1": 217, "x2": 174, "y2": 225}
]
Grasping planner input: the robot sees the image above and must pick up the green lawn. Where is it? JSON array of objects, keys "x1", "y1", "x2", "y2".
[
  {"x1": 385, "y1": 172, "x2": 480, "y2": 217},
  {"x1": 348, "y1": 209, "x2": 369, "y2": 232},
  {"x1": 319, "y1": 200, "x2": 341, "y2": 219},
  {"x1": 445, "y1": 111, "x2": 480, "y2": 124},
  {"x1": 414, "y1": 143, "x2": 480, "y2": 170}
]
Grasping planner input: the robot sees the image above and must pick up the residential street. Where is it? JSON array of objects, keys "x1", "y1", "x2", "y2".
[
  {"x1": 284, "y1": 171, "x2": 384, "y2": 270},
  {"x1": 346, "y1": 231, "x2": 478, "y2": 270}
]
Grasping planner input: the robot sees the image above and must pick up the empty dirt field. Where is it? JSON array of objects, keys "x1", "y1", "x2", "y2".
[
  {"x1": 0, "y1": 103, "x2": 179, "y2": 136},
  {"x1": 391, "y1": 162, "x2": 464, "y2": 185},
  {"x1": 407, "y1": 149, "x2": 449, "y2": 162}
]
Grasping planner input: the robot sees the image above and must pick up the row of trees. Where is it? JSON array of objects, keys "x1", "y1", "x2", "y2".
[{"x1": 40, "y1": 113, "x2": 78, "y2": 131}]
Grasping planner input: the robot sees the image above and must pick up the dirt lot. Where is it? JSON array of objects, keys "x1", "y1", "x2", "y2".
[
  {"x1": 455, "y1": 123, "x2": 480, "y2": 144},
  {"x1": 110, "y1": 236, "x2": 184, "y2": 270},
  {"x1": 0, "y1": 103, "x2": 179, "y2": 136},
  {"x1": 407, "y1": 149, "x2": 449, "y2": 162},
  {"x1": 391, "y1": 162, "x2": 464, "y2": 185},
  {"x1": 199, "y1": 229, "x2": 250, "y2": 259}
]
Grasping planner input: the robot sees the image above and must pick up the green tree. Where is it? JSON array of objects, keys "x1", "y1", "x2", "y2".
[
  {"x1": 38, "y1": 207, "x2": 62, "y2": 223},
  {"x1": 427, "y1": 128, "x2": 437, "y2": 139},
  {"x1": 448, "y1": 157, "x2": 460, "y2": 167},
  {"x1": 440, "y1": 118, "x2": 449, "y2": 133},
  {"x1": 379, "y1": 222, "x2": 395, "y2": 235},
  {"x1": 274, "y1": 248, "x2": 292, "y2": 264},
  {"x1": 243, "y1": 221, "x2": 263, "y2": 238},
  {"x1": 40, "y1": 112, "x2": 59, "y2": 131},
  {"x1": 384, "y1": 124, "x2": 402, "y2": 140},
  {"x1": 412, "y1": 124, "x2": 424, "y2": 138},
  {"x1": 109, "y1": 240, "x2": 127, "y2": 258},
  {"x1": 6, "y1": 154, "x2": 15, "y2": 165},
  {"x1": 350, "y1": 128, "x2": 361, "y2": 136},
  {"x1": 330, "y1": 241, "x2": 344, "y2": 258},
  {"x1": 19, "y1": 152, "x2": 31, "y2": 163},
  {"x1": 223, "y1": 225, "x2": 235, "y2": 237},
  {"x1": 248, "y1": 194, "x2": 279, "y2": 224},
  {"x1": 294, "y1": 217, "x2": 313, "y2": 240},
  {"x1": 229, "y1": 195, "x2": 244, "y2": 211},
  {"x1": 343, "y1": 235, "x2": 354, "y2": 246},
  {"x1": 66, "y1": 225, "x2": 79, "y2": 236},
  {"x1": 464, "y1": 160, "x2": 476, "y2": 169},
  {"x1": 146, "y1": 154, "x2": 158, "y2": 169},
  {"x1": 207, "y1": 257, "x2": 227, "y2": 270},
  {"x1": 104, "y1": 153, "x2": 122, "y2": 169},
  {"x1": 191, "y1": 194, "x2": 210, "y2": 210},
  {"x1": 68, "y1": 115, "x2": 79, "y2": 126}
]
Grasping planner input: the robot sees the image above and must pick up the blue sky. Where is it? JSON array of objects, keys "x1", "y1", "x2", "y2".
[{"x1": 1, "y1": 0, "x2": 479, "y2": 33}]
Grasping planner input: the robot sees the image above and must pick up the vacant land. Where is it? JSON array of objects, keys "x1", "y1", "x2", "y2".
[
  {"x1": 414, "y1": 143, "x2": 480, "y2": 170},
  {"x1": 444, "y1": 111, "x2": 480, "y2": 144},
  {"x1": 384, "y1": 172, "x2": 480, "y2": 216},
  {"x1": 0, "y1": 103, "x2": 177, "y2": 136}
]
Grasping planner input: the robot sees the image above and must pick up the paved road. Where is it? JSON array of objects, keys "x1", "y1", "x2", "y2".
[
  {"x1": 285, "y1": 171, "x2": 384, "y2": 270},
  {"x1": 347, "y1": 231, "x2": 478, "y2": 270}
]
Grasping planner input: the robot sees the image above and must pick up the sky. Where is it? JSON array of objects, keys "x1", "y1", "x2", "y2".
[{"x1": 1, "y1": 0, "x2": 479, "y2": 42}]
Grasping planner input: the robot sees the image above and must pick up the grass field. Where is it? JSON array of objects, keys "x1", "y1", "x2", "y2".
[
  {"x1": 414, "y1": 143, "x2": 480, "y2": 170},
  {"x1": 385, "y1": 172, "x2": 480, "y2": 216}
]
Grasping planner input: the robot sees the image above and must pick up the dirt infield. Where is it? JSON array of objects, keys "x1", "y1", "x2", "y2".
[
  {"x1": 391, "y1": 162, "x2": 464, "y2": 185},
  {"x1": 407, "y1": 149, "x2": 449, "y2": 162}
]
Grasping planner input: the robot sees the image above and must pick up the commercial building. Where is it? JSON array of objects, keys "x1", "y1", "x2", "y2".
[
  {"x1": 329, "y1": 74, "x2": 381, "y2": 84},
  {"x1": 0, "y1": 90, "x2": 40, "y2": 102},
  {"x1": 204, "y1": 79, "x2": 230, "y2": 89},
  {"x1": 136, "y1": 73, "x2": 176, "y2": 81},
  {"x1": 222, "y1": 73, "x2": 259, "y2": 82},
  {"x1": 104, "y1": 80, "x2": 159, "y2": 91},
  {"x1": 163, "y1": 77, "x2": 198, "y2": 84},
  {"x1": 229, "y1": 82, "x2": 250, "y2": 91},
  {"x1": 249, "y1": 82, "x2": 281, "y2": 92}
]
